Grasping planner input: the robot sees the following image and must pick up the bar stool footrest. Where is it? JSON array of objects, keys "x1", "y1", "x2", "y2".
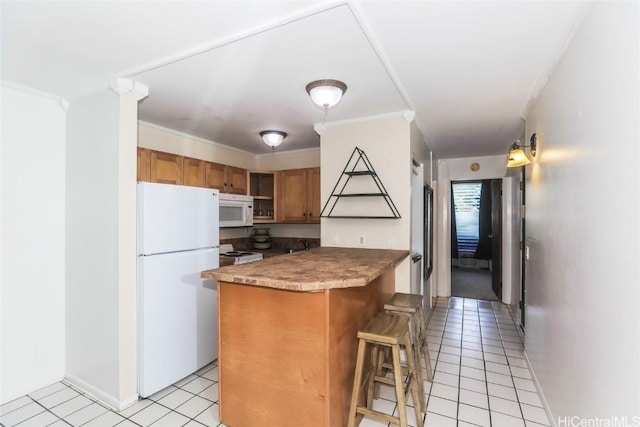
[{"x1": 356, "y1": 407, "x2": 401, "y2": 425}]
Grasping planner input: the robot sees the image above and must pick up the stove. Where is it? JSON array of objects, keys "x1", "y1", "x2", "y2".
[{"x1": 220, "y1": 244, "x2": 263, "y2": 265}]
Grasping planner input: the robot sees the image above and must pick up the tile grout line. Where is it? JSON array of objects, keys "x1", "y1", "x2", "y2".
[
  {"x1": 479, "y1": 302, "x2": 493, "y2": 427},
  {"x1": 465, "y1": 300, "x2": 487, "y2": 427},
  {"x1": 427, "y1": 300, "x2": 458, "y2": 423},
  {"x1": 498, "y1": 310, "x2": 528, "y2": 424},
  {"x1": 445, "y1": 302, "x2": 462, "y2": 426}
]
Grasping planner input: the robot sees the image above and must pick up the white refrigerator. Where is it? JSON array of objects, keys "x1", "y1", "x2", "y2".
[{"x1": 137, "y1": 182, "x2": 220, "y2": 398}]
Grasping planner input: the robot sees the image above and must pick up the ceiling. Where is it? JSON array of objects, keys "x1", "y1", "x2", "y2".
[{"x1": 1, "y1": 1, "x2": 588, "y2": 158}]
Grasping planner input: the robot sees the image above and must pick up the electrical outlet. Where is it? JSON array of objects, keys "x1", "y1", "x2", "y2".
[
  {"x1": 387, "y1": 237, "x2": 395, "y2": 248},
  {"x1": 332, "y1": 233, "x2": 339, "y2": 245},
  {"x1": 359, "y1": 235, "x2": 366, "y2": 246}
]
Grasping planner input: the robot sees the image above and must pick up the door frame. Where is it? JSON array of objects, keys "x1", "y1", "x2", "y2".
[
  {"x1": 449, "y1": 179, "x2": 502, "y2": 300},
  {"x1": 437, "y1": 179, "x2": 517, "y2": 304}
]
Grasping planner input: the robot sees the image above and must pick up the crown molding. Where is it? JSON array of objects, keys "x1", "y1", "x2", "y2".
[
  {"x1": 520, "y1": 3, "x2": 591, "y2": 119},
  {"x1": 1, "y1": 80, "x2": 69, "y2": 112},
  {"x1": 120, "y1": 1, "x2": 347, "y2": 78},
  {"x1": 254, "y1": 146, "x2": 320, "y2": 160},
  {"x1": 138, "y1": 121, "x2": 257, "y2": 156},
  {"x1": 110, "y1": 78, "x2": 149, "y2": 101},
  {"x1": 314, "y1": 109, "x2": 415, "y2": 135}
]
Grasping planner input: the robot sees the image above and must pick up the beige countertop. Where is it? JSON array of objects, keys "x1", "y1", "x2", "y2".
[{"x1": 203, "y1": 247, "x2": 409, "y2": 291}]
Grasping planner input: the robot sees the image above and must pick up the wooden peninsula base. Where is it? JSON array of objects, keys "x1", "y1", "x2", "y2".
[{"x1": 202, "y1": 247, "x2": 409, "y2": 427}]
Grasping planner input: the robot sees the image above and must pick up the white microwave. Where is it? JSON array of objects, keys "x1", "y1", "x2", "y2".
[{"x1": 219, "y1": 193, "x2": 254, "y2": 228}]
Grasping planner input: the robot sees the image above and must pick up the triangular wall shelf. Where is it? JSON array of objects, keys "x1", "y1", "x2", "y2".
[{"x1": 320, "y1": 147, "x2": 401, "y2": 219}]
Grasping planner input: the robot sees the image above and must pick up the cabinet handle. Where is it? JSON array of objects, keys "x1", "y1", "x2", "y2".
[
  {"x1": 230, "y1": 183, "x2": 233, "y2": 187},
  {"x1": 303, "y1": 212, "x2": 307, "y2": 216},
  {"x1": 224, "y1": 182, "x2": 227, "y2": 187},
  {"x1": 309, "y1": 213, "x2": 313, "y2": 217}
]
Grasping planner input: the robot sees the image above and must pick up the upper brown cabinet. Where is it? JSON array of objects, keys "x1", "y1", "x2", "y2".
[
  {"x1": 249, "y1": 171, "x2": 276, "y2": 223},
  {"x1": 226, "y1": 166, "x2": 248, "y2": 195},
  {"x1": 204, "y1": 161, "x2": 226, "y2": 191},
  {"x1": 279, "y1": 167, "x2": 320, "y2": 224},
  {"x1": 306, "y1": 167, "x2": 321, "y2": 223},
  {"x1": 137, "y1": 147, "x2": 151, "y2": 182},
  {"x1": 182, "y1": 157, "x2": 206, "y2": 187},
  {"x1": 150, "y1": 151, "x2": 183, "y2": 185},
  {"x1": 205, "y1": 162, "x2": 247, "y2": 195}
]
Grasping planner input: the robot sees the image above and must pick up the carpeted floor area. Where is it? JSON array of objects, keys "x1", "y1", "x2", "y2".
[{"x1": 451, "y1": 267, "x2": 499, "y2": 301}]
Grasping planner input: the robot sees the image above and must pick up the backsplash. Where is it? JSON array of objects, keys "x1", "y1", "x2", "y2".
[
  {"x1": 221, "y1": 237, "x2": 320, "y2": 251},
  {"x1": 219, "y1": 223, "x2": 320, "y2": 241}
]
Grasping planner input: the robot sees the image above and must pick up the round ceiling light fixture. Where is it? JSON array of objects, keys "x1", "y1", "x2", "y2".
[
  {"x1": 260, "y1": 130, "x2": 287, "y2": 147},
  {"x1": 305, "y1": 79, "x2": 347, "y2": 110}
]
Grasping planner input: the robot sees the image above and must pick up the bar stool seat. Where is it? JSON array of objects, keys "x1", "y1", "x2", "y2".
[
  {"x1": 347, "y1": 312, "x2": 423, "y2": 427},
  {"x1": 384, "y1": 293, "x2": 434, "y2": 414}
]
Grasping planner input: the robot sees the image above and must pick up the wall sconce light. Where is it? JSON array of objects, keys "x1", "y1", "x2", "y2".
[
  {"x1": 305, "y1": 79, "x2": 347, "y2": 111},
  {"x1": 260, "y1": 130, "x2": 287, "y2": 147},
  {"x1": 507, "y1": 133, "x2": 538, "y2": 168}
]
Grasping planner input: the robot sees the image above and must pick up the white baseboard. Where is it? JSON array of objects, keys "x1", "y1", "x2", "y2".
[
  {"x1": 64, "y1": 373, "x2": 139, "y2": 411},
  {"x1": 524, "y1": 350, "x2": 557, "y2": 427}
]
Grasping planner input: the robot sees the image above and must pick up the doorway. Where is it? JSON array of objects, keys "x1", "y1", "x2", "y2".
[
  {"x1": 411, "y1": 160, "x2": 430, "y2": 314},
  {"x1": 451, "y1": 179, "x2": 502, "y2": 301}
]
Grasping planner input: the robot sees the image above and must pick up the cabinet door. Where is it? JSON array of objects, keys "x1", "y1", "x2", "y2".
[
  {"x1": 225, "y1": 166, "x2": 247, "y2": 195},
  {"x1": 280, "y1": 169, "x2": 308, "y2": 223},
  {"x1": 150, "y1": 151, "x2": 183, "y2": 185},
  {"x1": 183, "y1": 157, "x2": 206, "y2": 187},
  {"x1": 137, "y1": 147, "x2": 151, "y2": 182},
  {"x1": 306, "y1": 168, "x2": 321, "y2": 224},
  {"x1": 205, "y1": 162, "x2": 226, "y2": 192}
]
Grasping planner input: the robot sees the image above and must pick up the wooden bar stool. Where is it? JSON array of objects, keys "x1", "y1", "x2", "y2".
[
  {"x1": 384, "y1": 293, "x2": 434, "y2": 413},
  {"x1": 347, "y1": 312, "x2": 423, "y2": 427}
]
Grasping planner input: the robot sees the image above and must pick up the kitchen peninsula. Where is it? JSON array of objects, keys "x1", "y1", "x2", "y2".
[{"x1": 201, "y1": 247, "x2": 409, "y2": 427}]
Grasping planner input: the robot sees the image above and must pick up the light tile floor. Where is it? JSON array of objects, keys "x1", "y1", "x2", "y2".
[
  {"x1": 358, "y1": 297, "x2": 550, "y2": 427},
  {"x1": 1, "y1": 296, "x2": 549, "y2": 427},
  {"x1": 0, "y1": 363, "x2": 224, "y2": 427}
]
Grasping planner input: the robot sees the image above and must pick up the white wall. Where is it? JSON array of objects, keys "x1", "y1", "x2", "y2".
[
  {"x1": 138, "y1": 122, "x2": 256, "y2": 170},
  {"x1": 410, "y1": 123, "x2": 436, "y2": 309},
  {"x1": 0, "y1": 83, "x2": 66, "y2": 404},
  {"x1": 524, "y1": 2, "x2": 639, "y2": 422},
  {"x1": 319, "y1": 112, "x2": 428, "y2": 292},
  {"x1": 66, "y1": 85, "x2": 141, "y2": 410},
  {"x1": 442, "y1": 155, "x2": 507, "y2": 181},
  {"x1": 256, "y1": 148, "x2": 320, "y2": 170},
  {"x1": 116, "y1": 89, "x2": 142, "y2": 403}
]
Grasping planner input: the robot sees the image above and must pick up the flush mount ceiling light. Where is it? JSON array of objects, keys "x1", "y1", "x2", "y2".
[
  {"x1": 507, "y1": 133, "x2": 538, "y2": 168},
  {"x1": 305, "y1": 79, "x2": 347, "y2": 111},
  {"x1": 260, "y1": 130, "x2": 287, "y2": 147}
]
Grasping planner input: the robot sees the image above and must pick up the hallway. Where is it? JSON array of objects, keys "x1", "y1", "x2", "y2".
[{"x1": 451, "y1": 268, "x2": 500, "y2": 301}]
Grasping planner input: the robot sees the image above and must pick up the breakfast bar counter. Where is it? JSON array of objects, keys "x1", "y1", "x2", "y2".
[{"x1": 201, "y1": 247, "x2": 409, "y2": 427}]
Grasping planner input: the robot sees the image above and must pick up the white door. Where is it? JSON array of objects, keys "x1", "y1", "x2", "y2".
[
  {"x1": 138, "y1": 247, "x2": 219, "y2": 397},
  {"x1": 138, "y1": 182, "x2": 219, "y2": 255}
]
